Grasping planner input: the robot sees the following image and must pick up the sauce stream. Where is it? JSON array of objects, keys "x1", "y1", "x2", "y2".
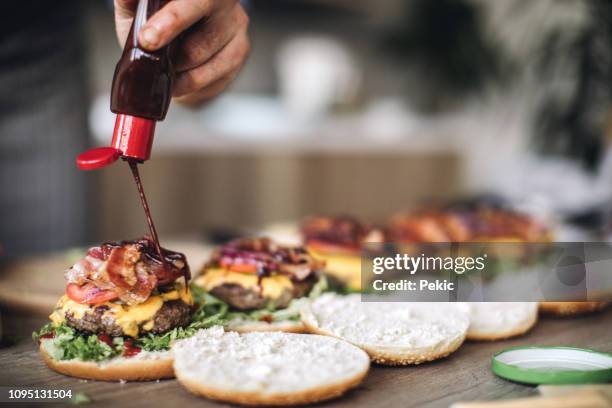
[{"x1": 128, "y1": 159, "x2": 164, "y2": 262}]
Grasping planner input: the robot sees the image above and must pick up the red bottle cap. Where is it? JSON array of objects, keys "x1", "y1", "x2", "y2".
[
  {"x1": 111, "y1": 114, "x2": 156, "y2": 161},
  {"x1": 76, "y1": 147, "x2": 121, "y2": 170}
]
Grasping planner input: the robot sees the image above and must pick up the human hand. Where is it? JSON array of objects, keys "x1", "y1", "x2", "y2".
[{"x1": 114, "y1": 0, "x2": 250, "y2": 105}]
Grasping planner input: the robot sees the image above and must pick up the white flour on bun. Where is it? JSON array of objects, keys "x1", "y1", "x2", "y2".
[
  {"x1": 173, "y1": 326, "x2": 370, "y2": 406},
  {"x1": 466, "y1": 302, "x2": 538, "y2": 341},
  {"x1": 301, "y1": 293, "x2": 469, "y2": 365}
]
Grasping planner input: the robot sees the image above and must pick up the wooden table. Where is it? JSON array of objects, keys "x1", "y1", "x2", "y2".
[{"x1": 1, "y1": 305, "x2": 611, "y2": 408}]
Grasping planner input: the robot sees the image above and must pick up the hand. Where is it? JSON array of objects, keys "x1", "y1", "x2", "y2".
[{"x1": 114, "y1": 0, "x2": 250, "y2": 105}]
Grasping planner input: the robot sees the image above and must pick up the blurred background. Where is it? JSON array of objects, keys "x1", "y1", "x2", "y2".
[{"x1": 2, "y1": 0, "x2": 612, "y2": 257}]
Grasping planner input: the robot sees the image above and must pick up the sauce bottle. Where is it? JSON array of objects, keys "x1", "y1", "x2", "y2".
[
  {"x1": 77, "y1": 0, "x2": 175, "y2": 169},
  {"x1": 75, "y1": 0, "x2": 176, "y2": 266}
]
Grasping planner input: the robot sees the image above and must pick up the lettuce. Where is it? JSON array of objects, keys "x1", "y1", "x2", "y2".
[
  {"x1": 34, "y1": 323, "x2": 122, "y2": 362},
  {"x1": 308, "y1": 276, "x2": 329, "y2": 299}
]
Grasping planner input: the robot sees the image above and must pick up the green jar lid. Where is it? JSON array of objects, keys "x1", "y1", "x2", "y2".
[{"x1": 492, "y1": 346, "x2": 612, "y2": 385}]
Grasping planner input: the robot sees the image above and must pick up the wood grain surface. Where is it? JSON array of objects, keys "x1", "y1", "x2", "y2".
[{"x1": 1, "y1": 306, "x2": 611, "y2": 408}]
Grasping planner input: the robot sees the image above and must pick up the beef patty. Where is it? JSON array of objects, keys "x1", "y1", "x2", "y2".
[
  {"x1": 64, "y1": 300, "x2": 191, "y2": 337},
  {"x1": 210, "y1": 276, "x2": 315, "y2": 310}
]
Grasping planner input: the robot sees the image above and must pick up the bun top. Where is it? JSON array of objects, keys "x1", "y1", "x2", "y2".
[
  {"x1": 173, "y1": 326, "x2": 370, "y2": 394},
  {"x1": 467, "y1": 302, "x2": 537, "y2": 333},
  {"x1": 305, "y1": 293, "x2": 469, "y2": 349}
]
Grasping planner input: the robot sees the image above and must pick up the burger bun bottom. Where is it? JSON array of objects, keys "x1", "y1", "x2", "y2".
[{"x1": 39, "y1": 341, "x2": 174, "y2": 381}]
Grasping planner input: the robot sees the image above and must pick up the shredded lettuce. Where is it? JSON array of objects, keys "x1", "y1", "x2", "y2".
[
  {"x1": 308, "y1": 276, "x2": 329, "y2": 299},
  {"x1": 34, "y1": 323, "x2": 122, "y2": 362}
]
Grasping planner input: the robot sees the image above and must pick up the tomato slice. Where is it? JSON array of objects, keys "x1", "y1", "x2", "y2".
[
  {"x1": 66, "y1": 283, "x2": 118, "y2": 305},
  {"x1": 219, "y1": 258, "x2": 258, "y2": 273}
]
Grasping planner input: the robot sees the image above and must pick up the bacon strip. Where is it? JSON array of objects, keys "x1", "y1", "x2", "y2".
[{"x1": 105, "y1": 245, "x2": 157, "y2": 304}]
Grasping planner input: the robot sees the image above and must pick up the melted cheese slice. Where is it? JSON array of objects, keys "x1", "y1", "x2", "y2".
[
  {"x1": 194, "y1": 268, "x2": 294, "y2": 300},
  {"x1": 308, "y1": 247, "x2": 362, "y2": 291},
  {"x1": 50, "y1": 284, "x2": 193, "y2": 338}
]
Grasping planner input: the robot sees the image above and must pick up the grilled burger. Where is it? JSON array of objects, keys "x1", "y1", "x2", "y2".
[
  {"x1": 34, "y1": 237, "x2": 207, "y2": 381},
  {"x1": 301, "y1": 216, "x2": 384, "y2": 291},
  {"x1": 387, "y1": 201, "x2": 553, "y2": 282},
  {"x1": 388, "y1": 202, "x2": 551, "y2": 243},
  {"x1": 193, "y1": 237, "x2": 326, "y2": 332}
]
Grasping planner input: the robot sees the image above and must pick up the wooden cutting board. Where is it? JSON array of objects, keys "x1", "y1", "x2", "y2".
[
  {"x1": 0, "y1": 240, "x2": 213, "y2": 314},
  {"x1": 1, "y1": 309, "x2": 611, "y2": 407}
]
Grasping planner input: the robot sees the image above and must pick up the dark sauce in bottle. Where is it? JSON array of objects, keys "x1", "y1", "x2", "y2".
[{"x1": 111, "y1": 0, "x2": 174, "y2": 120}]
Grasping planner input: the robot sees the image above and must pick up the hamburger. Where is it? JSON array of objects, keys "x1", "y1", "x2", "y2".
[
  {"x1": 192, "y1": 237, "x2": 327, "y2": 333},
  {"x1": 301, "y1": 216, "x2": 384, "y2": 292},
  {"x1": 388, "y1": 200, "x2": 551, "y2": 243},
  {"x1": 387, "y1": 202, "x2": 552, "y2": 271},
  {"x1": 33, "y1": 237, "x2": 222, "y2": 381},
  {"x1": 386, "y1": 200, "x2": 558, "y2": 303}
]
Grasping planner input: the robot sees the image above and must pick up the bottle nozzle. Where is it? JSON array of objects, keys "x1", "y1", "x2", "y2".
[
  {"x1": 76, "y1": 114, "x2": 156, "y2": 171},
  {"x1": 111, "y1": 114, "x2": 156, "y2": 162}
]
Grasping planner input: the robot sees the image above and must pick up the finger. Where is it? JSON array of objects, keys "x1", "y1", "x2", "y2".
[
  {"x1": 114, "y1": 0, "x2": 139, "y2": 20},
  {"x1": 114, "y1": 0, "x2": 140, "y2": 47},
  {"x1": 174, "y1": 4, "x2": 247, "y2": 72},
  {"x1": 173, "y1": 30, "x2": 250, "y2": 98},
  {"x1": 140, "y1": 0, "x2": 231, "y2": 51},
  {"x1": 174, "y1": 71, "x2": 239, "y2": 106}
]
